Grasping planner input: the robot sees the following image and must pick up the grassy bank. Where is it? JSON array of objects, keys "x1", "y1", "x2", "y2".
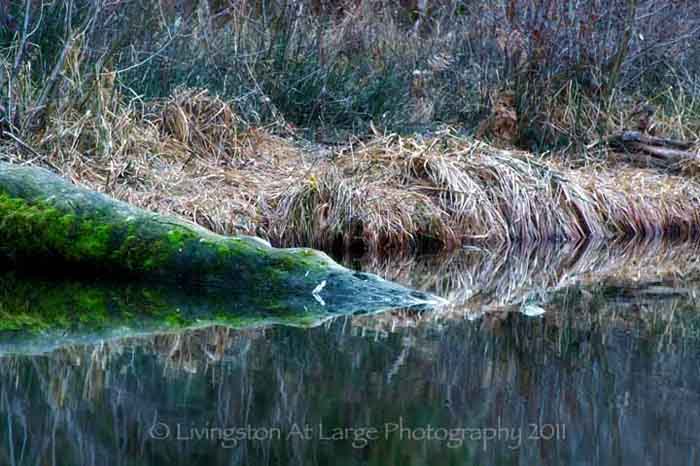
[
  {"x1": 1, "y1": 1, "x2": 700, "y2": 254},
  {"x1": 3, "y1": 105, "x2": 700, "y2": 253}
]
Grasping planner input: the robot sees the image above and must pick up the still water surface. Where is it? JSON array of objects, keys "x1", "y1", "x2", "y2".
[{"x1": 1, "y1": 240, "x2": 699, "y2": 465}]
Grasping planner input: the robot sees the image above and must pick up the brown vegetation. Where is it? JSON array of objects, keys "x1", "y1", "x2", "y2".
[{"x1": 3, "y1": 85, "x2": 700, "y2": 255}]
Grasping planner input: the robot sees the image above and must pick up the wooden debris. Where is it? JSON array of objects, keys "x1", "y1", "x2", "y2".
[{"x1": 606, "y1": 131, "x2": 699, "y2": 167}]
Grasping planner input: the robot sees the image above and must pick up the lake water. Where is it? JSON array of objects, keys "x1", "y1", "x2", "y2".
[{"x1": 1, "y1": 240, "x2": 700, "y2": 465}]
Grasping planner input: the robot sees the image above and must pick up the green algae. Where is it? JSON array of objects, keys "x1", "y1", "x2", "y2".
[{"x1": 0, "y1": 192, "x2": 125, "y2": 264}]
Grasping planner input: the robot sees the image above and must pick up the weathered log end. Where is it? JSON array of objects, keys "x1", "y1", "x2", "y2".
[
  {"x1": 606, "y1": 131, "x2": 699, "y2": 167},
  {"x1": 0, "y1": 162, "x2": 442, "y2": 314}
]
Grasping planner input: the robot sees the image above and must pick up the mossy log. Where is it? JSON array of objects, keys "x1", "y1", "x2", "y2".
[{"x1": 0, "y1": 162, "x2": 439, "y2": 314}]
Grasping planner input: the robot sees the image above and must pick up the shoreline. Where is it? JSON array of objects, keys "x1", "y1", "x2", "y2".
[{"x1": 2, "y1": 88, "x2": 699, "y2": 256}]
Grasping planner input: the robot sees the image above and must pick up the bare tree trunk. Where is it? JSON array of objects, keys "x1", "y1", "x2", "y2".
[{"x1": 604, "y1": 0, "x2": 638, "y2": 97}]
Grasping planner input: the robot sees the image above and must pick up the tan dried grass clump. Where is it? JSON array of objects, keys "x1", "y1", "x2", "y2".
[
  {"x1": 269, "y1": 132, "x2": 589, "y2": 251},
  {"x1": 475, "y1": 91, "x2": 518, "y2": 146},
  {"x1": 268, "y1": 130, "x2": 700, "y2": 253},
  {"x1": 4, "y1": 82, "x2": 304, "y2": 238},
  {"x1": 158, "y1": 88, "x2": 247, "y2": 159}
]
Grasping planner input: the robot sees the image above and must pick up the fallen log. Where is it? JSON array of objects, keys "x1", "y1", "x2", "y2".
[
  {"x1": 611, "y1": 131, "x2": 694, "y2": 150},
  {"x1": 605, "y1": 131, "x2": 699, "y2": 167},
  {"x1": 0, "y1": 162, "x2": 440, "y2": 314}
]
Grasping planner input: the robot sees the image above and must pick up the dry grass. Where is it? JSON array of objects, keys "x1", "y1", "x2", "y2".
[
  {"x1": 2, "y1": 84, "x2": 308, "y2": 237},
  {"x1": 269, "y1": 130, "x2": 700, "y2": 252},
  {"x1": 3, "y1": 85, "x2": 700, "y2": 254},
  {"x1": 157, "y1": 88, "x2": 247, "y2": 160}
]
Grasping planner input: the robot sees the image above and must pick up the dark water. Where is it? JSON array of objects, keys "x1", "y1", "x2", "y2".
[{"x1": 2, "y1": 240, "x2": 700, "y2": 465}]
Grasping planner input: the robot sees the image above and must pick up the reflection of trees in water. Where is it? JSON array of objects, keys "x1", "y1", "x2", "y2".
[
  {"x1": 1, "y1": 239, "x2": 700, "y2": 464},
  {"x1": 2, "y1": 304, "x2": 700, "y2": 465}
]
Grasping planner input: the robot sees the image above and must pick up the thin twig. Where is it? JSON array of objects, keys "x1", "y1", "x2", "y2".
[{"x1": 3, "y1": 131, "x2": 59, "y2": 170}]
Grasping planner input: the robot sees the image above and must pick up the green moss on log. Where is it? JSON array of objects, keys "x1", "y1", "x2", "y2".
[{"x1": 0, "y1": 162, "x2": 440, "y2": 313}]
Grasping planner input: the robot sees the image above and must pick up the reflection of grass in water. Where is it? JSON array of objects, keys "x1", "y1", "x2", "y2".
[
  {"x1": 350, "y1": 238, "x2": 700, "y2": 308},
  {"x1": 2, "y1": 307, "x2": 698, "y2": 466},
  {"x1": 349, "y1": 238, "x2": 700, "y2": 347}
]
